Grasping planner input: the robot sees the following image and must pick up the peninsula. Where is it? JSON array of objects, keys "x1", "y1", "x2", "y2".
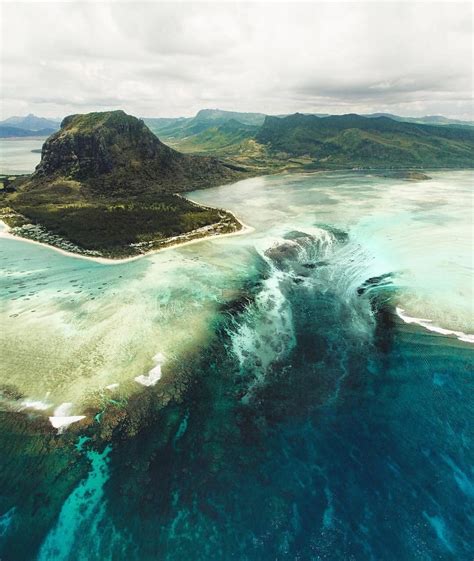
[
  {"x1": 1, "y1": 108, "x2": 473, "y2": 259},
  {"x1": 0, "y1": 111, "x2": 247, "y2": 258}
]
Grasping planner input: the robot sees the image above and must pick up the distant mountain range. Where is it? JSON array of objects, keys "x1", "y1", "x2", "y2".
[
  {"x1": 144, "y1": 108, "x2": 266, "y2": 136},
  {"x1": 193, "y1": 109, "x2": 267, "y2": 126},
  {"x1": 2, "y1": 108, "x2": 473, "y2": 258},
  {"x1": 364, "y1": 113, "x2": 474, "y2": 128},
  {"x1": 0, "y1": 125, "x2": 58, "y2": 138},
  {"x1": 256, "y1": 113, "x2": 474, "y2": 169},
  {"x1": 2, "y1": 108, "x2": 473, "y2": 170},
  {"x1": 2, "y1": 109, "x2": 471, "y2": 140},
  {"x1": 143, "y1": 108, "x2": 474, "y2": 170},
  {"x1": 144, "y1": 108, "x2": 473, "y2": 138},
  {"x1": 0, "y1": 114, "x2": 60, "y2": 138}
]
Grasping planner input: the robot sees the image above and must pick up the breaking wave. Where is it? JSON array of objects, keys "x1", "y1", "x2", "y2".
[{"x1": 227, "y1": 226, "x2": 394, "y2": 400}]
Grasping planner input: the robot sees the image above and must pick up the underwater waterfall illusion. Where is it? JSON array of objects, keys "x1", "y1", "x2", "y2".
[{"x1": 1, "y1": 170, "x2": 473, "y2": 560}]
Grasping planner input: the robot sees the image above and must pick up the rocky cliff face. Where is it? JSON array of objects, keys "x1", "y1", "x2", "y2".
[
  {"x1": 29, "y1": 110, "x2": 241, "y2": 195},
  {"x1": 36, "y1": 111, "x2": 170, "y2": 179}
]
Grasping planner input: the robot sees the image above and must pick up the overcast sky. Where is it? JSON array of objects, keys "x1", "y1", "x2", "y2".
[{"x1": 1, "y1": 1, "x2": 472, "y2": 120}]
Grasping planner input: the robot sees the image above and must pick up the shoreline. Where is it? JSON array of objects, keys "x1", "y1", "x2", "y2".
[
  {"x1": 0, "y1": 207, "x2": 254, "y2": 266},
  {"x1": 0, "y1": 216, "x2": 254, "y2": 265},
  {"x1": 395, "y1": 307, "x2": 474, "y2": 345}
]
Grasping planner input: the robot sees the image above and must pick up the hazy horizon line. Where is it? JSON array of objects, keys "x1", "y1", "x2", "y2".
[{"x1": 2, "y1": 107, "x2": 473, "y2": 123}]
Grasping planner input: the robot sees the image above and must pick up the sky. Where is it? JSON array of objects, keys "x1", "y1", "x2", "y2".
[{"x1": 0, "y1": 0, "x2": 472, "y2": 120}]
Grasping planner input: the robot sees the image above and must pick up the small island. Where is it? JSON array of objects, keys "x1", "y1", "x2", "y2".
[
  {"x1": 0, "y1": 111, "x2": 247, "y2": 259},
  {"x1": 375, "y1": 170, "x2": 432, "y2": 181}
]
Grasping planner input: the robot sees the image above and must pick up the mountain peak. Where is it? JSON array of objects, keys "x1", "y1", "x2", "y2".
[
  {"x1": 28, "y1": 109, "x2": 241, "y2": 195},
  {"x1": 194, "y1": 108, "x2": 266, "y2": 126},
  {"x1": 36, "y1": 110, "x2": 171, "y2": 182},
  {"x1": 59, "y1": 109, "x2": 129, "y2": 130}
]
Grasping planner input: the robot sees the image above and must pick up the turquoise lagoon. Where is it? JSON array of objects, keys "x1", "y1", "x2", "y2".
[{"x1": 0, "y1": 161, "x2": 473, "y2": 560}]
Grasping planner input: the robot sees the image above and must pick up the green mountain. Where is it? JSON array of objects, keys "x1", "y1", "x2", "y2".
[
  {"x1": 144, "y1": 108, "x2": 265, "y2": 140},
  {"x1": 165, "y1": 119, "x2": 259, "y2": 156},
  {"x1": 364, "y1": 113, "x2": 474, "y2": 127},
  {"x1": 2, "y1": 108, "x2": 473, "y2": 257},
  {"x1": 193, "y1": 109, "x2": 266, "y2": 126},
  {"x1": 143, "y1": 109, "x2": 474, "y2": 171},
  {"x1": 143, "y1": 110, "x2": 270, "y2": 170},
  {"x1": 0, "y1": 125, "x2": 57, "y2": 138},
  {"x1": 255, "y1": 113, "x2": 474, "y2": 168},
  {"x1": 27, "y1": 110, "x2": 242, "y2": 196},
  {"x1": 142, "y1": 116, "x2": 192, "y2": 136},
  {"x1": 1, "y1": 110, "x2": 245, "y2": 257}
]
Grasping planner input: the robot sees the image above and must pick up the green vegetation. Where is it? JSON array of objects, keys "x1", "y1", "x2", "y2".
[
  {"x1": 145, "y1": 109, "x2": 474, "y2": 172},
  {"x1": 2, "y1": 109, "x2": 473, "y2": 258},
  {"x1": 364, "y1": 112, "x2": 474, "y2": 127},
  {"x1": 0, "y1": 111, "x2": 244, "y2": 258},
  {"x1": 0, "y1": 175, "x2": 21, "y2": 191},
  {"x1": 255, "y1": 114, "x2": 474, "y2": 169},
  {"x1": 145, "y1": 112, "x2": 288, "y2": 172},
  {"x1": 165, "y1": 120, "x2": 259, "y2": 155},
  {"x1": 28, "y1": 110, "x2": 243, "y2": 195},
  {"x1": 4, "y1": 196, "x2": 239, "y2": 257},
  {"x1": 144, "y1": 108, "x2": 265, "y2": 139}
]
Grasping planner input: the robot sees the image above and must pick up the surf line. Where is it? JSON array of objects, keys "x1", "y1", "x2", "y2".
[
  {"x1": 396, "y1": 307, "x2": 474, "y2": 344},
  {"x1": 135, "y1": 352, "x2": 166, "y2": 386},
  {"x1": 49, "y1": 402, "x2": 86, "y2": 433}
]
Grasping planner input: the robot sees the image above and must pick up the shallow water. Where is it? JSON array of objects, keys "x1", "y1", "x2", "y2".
[
  {"x1": 0, "y1": 169, "x2": 473, "y2": 560},
  {"x1": 0, "y1": 138, "x2": 43, "y2": 175}
]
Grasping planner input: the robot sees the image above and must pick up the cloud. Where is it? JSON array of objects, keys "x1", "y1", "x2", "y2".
[{"x1": 1, "y1": 1, "x2": 472, "y2": 120}]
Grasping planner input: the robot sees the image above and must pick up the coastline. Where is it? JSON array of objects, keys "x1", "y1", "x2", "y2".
[
  {"x1": 0, "y1": 207, "x2": 254, "y2": 265},
  {"x1": 395, "y1": 307, "x2": 474, "y2": 345}
]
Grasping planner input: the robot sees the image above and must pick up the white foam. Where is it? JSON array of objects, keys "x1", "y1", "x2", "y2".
[
  {"x1": 396, "y1": 307, "x2": 474, "y2": 344},
  {"x1": 231, "y1": 263, "x2": 296, "y2": 395},
  {"x1": 53, "y1": 402, "x2": 74, "y2": 416},
  {"x1": 105, "y1": 383, "x2": 119, "y2": 391},
  {"x1": 20, "y1": 399, "x2": 52, "y2": 411},
  {"x1": 153, "y1": 352, "x2": 166, "y2": 363},
  {"x1": 49, "y1": 402, "x2": 86, "y2": 432},
  {"x1": 49, "y1": 415, "x2": 86, "y2": 430},
  {"x1": 135, "y1": 353, "x2": 165, "y2": 387}
]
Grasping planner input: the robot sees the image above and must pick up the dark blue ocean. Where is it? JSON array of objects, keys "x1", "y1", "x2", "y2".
[{"x1": 1, "y1": 171, "x2": 473, "y2": 560}]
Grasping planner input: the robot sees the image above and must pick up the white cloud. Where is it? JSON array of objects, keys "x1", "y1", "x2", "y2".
[{"x1": 1, "y1": 1, "x2": 472, "y2": 120}]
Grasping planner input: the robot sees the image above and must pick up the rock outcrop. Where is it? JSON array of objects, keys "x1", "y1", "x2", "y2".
[{"x1": 28, "y1": 110, "x2": 242, "y2": 196}]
